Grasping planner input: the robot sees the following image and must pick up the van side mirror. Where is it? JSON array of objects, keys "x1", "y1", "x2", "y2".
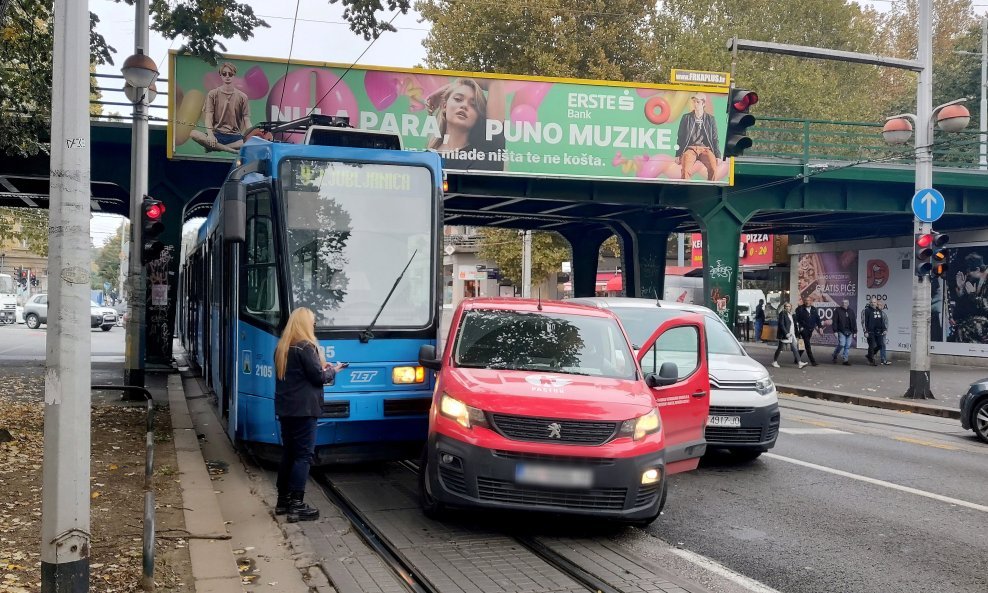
[
  {"x1": 223, "y1": 180, "x2": 246, "y2": 244},
  {"x1": 418, "y1": 344, "x2": 441, "y2": 371},
  {"x1": 645, "y1": 362, "x2": 679, "y2": 388}
]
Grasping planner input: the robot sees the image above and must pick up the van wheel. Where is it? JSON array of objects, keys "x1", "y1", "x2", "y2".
[
  {"x1": 731, "y1": 449, "x2": 763, "y2": 462},
  {"x1": 25, "y1": 314, "x2": 40, "y2": 329},
  {"x1": 418, "y1": 449, "x2": 446, "y2": 520}
]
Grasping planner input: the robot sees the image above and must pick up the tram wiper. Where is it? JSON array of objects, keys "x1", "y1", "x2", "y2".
[{"x1": 359, "y1": 249, "x2": 417, "y2": 344}]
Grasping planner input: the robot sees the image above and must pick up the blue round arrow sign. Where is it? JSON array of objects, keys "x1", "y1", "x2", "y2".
[{"x1": 912, "y1": 188, "x2": 945, "y2": 223}]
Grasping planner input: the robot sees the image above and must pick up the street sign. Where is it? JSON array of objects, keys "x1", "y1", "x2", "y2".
[{"x1": 911, "y1": 188, "x2": 945, "y2": 223}]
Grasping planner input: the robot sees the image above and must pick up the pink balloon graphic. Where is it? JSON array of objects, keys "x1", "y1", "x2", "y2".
[
  {"x1": 407, "y1": 74, "x2": 448, "y2": 111},
  {"x1": 637, "y1": 88, "x2": 658, "y2": 98},
  {"x1": 512, "y1": 82, "x2": 551, "y2": 112},
  {"x1": 243, "y1": 66, "x2": 270, "y2": 100},
  {"x1": 637, "y1": 156, "x2": 665, "y2": 179},
  {"x1": 364, "y1": 70, "x2": 400, "y2": 110},
  {"x1": 267, "y1": 69, "x2": 359, "y2": 142},
  {"x1": 663, "y1": 163, "x2": 684, "y2": 179},
  {"x1": 612, "y1": 151, "x2": 625, "y2": 167},
  {"x1": 510, "y1": 103, "x2": 538, "y2": 125},
  {"x1": 715, "y1": 160, "x2": 730, "y2": 180}
]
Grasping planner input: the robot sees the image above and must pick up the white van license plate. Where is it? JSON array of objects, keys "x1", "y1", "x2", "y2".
[
  {"x1": 515, "y1": 464, "x2": 593, "y2": 488},
  {"x1": 708, "y1": 415, "x2": 741, "y2": 427}
]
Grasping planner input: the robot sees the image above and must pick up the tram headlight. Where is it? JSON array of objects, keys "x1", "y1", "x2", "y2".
[
  {"x1": 618, "y1": 409, "x2": 661, "y2": 441},
  {"x1": 439, "y1": 393, "x2": 486, "y2": 429},
  {"x1": 393, "y1": 366, "x2": 426, "y2": 384}
]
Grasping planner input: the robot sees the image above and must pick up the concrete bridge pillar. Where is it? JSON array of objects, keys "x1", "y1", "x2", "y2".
[
  {"x1": 561, "y1": 227, "x2": 611, "y2": 298},
  {"x1": 699, "y1": 206, "x2": 744, "y2": 327}
]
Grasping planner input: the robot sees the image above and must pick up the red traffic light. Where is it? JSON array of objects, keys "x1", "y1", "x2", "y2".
[
  {"x1": 916, "y1": 233, "x2": 934, "y2": 248},
  {"x1": 145, "y1": 202, "x2": 165, "y2": 220},
  {"x1": 732, "y1": 91, "x2": 759, "y2": 111}
]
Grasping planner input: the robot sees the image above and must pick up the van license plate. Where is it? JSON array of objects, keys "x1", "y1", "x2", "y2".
[
  {"x1": 515, "y1": 464, "x2": 592, "y2": 489},
  {"x1": 708, "y1": 415, "x2": 741, "y2": 427}
]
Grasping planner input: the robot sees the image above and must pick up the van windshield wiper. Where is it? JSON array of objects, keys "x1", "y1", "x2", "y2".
[{"x1": 359, "y1": 249, "x2": 417, "y2": 343}]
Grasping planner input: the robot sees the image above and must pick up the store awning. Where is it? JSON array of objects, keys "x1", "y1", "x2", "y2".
[{"x1": 605, "y1": 275, "x2": 623, "y2": 291}]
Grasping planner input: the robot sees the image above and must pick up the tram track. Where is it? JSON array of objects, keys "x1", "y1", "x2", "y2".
[{"x1": 314, "y1": 460, "x2": 697, "y2": 593}]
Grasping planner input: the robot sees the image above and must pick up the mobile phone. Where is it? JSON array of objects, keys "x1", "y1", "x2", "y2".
[{"x1": 339, "y1": 362, "x2": 349, "y2": 368}]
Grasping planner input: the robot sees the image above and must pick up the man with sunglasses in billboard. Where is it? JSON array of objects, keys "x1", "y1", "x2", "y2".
[
  {"x1": 190, "y1": 62, "x2": 252, "y2": 154},
  {"x1": 675, "y1": 93, "x2": 722, "y2": 181}
]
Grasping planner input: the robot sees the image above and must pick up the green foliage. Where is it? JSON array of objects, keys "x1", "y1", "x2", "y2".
[
  {"x1": 329, "y1": 0, "x2": 412, "y2": 41},
  {"x1": 476, "y1": 228, "x2": 570, "y2": 289},
  {"x1": 600, "y1": 235, "x2": 621, "y2": 261},
  {"x1": 94, "y1": 224, "x2": 124, "y2": 289},
  {"x1": 0, "y1": 207, "x2": 48, "y2": 257}
]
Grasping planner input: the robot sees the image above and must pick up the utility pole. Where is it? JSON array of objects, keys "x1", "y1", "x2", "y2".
[
  {"x1": 124, "y1": 0, "x2": 152, "y2": 387},
  {"x1": 905, "y1": 0, "x2": 935, "y2": 399},
  {"x1": 521, "y1": 230, "x2": 532, "y2": 298},
  {"x1": 41, "y1": 0, "x2": 92, "y2": 590}
]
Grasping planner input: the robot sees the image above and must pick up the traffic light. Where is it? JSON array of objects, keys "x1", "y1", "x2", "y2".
[
  {"x1": 915, "y1": 231, "x2": 949, "y2": 277},
  {"x1": 931, "y1": 233, "x2": 950, "y2": 279},
  {"x1": 724, "y1": 88, "x2": 759, "y2": 158},
  {"x1": 141, "y1": 196, "x2": 165, "y2": 264}
]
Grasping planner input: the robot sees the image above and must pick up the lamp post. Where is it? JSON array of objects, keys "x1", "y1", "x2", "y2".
[{"x1": 121, "y1": 0, "x2": 158, "y2": 388}]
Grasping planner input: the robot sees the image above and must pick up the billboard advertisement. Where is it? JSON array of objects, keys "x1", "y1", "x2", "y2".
[
  {"x1": 691, "y1": 233, "x2": 783, "y2": 267},
  {"x1": 797, "y1": 251, "x2": 859, "y2": 348},
  {"x1": 168, "y1": 52, "x2": 733, "y2": 184},
  {"x1": 857, "y1": 247, "x2": 913, "y2": 352},
  {"x1": 932, "y1": 242, "x2": 988, "y2": 356}
]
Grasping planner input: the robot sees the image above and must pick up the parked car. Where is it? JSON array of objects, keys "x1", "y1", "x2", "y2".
[
  {"x1": 417, "y1": 297, "x2": 710, "y2": 526},
  {"x1": 960, "y1": 381, "x2": 988, "y2": 443},
  {"x1": 571, "y1": 297, "x2": 779, "y2": 461},
  {"x1": 23, "y1": 293, "x2": 117, "y2": 331}
]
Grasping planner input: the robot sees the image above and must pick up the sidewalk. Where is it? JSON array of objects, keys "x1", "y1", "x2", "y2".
[{"x1": 742, "y1": 341, "x2": 982, "y2": 419}]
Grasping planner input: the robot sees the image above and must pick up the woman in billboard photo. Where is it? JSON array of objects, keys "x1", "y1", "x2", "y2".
[
  {"x1": 949, "y1": 250, "x2": 988, "y2": 343},
  {"x1": 427, "y1": 78, "x2": 506, "y2": 172}
]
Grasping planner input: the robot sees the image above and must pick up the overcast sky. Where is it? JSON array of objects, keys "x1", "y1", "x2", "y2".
[{"x1": 87, "y1": 0, "x2": 987, "y2": 245}]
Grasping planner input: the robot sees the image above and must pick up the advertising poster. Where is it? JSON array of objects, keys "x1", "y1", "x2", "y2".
[
  {"x1": 797, "y1": 251, "x2": 858, "y2": 347},
  {"x1": 691, "y1": 233, "x2": 779, "y2": 267},
  {"x1": 168, "y1": 52, "x2": 732, "y2": 184},
  {"x1": 857, "y1": 247, "x2": 913, "y2": 352},
  {"x1": 933, "y1": 243, "x2": 988, "y2": 356}
]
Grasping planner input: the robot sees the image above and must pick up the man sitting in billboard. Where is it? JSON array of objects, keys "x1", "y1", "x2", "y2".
[
  {"x1": 675, "y1": 93, "x2": 721, "y2": 181},
  {"x1": 190, "y1": 62, "x2": 252, "y2": 154}
]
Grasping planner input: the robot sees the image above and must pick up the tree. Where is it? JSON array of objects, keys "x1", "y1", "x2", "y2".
[
  {"x1": 0, "y1": 207, "x2": 48, "y2": 257},
  {"x1": 417, "y1": 0, "x2": 662, "y2": 81},
  {"x1": 600, "y1": 235, "x2": 621, "y2": 262},
  {"x1": 476, "y1": 228, "x2": 570, "y2": 289},
  {"x1": 94, "y1": 224, "x2": 124, "y2": 289}
]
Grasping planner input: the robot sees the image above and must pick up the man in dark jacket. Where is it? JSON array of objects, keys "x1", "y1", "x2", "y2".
[
  {"x1": 862, "y1": 297, "x2": 887, "y2": 367},
  {"x1": 831, "y1": 299, "x2": 856, "y2": 365},
  {"x1": 675, "y1": 93, "x2": 721, "y2": 180},
  {"x1": 794, "y1": 297, "x2": 824, "y2": 366},
  {"x1": 754, "y1": 299, "x2": 766, "y2": 343}
]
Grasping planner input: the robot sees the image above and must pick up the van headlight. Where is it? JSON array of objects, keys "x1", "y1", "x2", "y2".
[
  {"x1": 755, "y1": 376, "x2": 775, "y2": 395},
  {"x1": 439, "y1": 393, "x2": 487, "y2": 429},
  {"x1": 619, "y1": 409, "x2": 661, "y2": 440}
]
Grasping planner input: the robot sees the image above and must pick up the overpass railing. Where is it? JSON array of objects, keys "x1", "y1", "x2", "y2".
[
  {"x1": 748, "y1": 115, "x2": 987, "y2": 170},
  {"x1": 89, "y1": 75, "x2": 987, "y2": 171}
]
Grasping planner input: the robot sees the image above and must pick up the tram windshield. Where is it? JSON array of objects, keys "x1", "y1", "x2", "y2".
[{"x1": 280, "y1": 159, "x2": 434, "y2": 329}]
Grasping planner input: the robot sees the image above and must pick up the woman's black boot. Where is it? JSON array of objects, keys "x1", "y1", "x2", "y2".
[
  {"x1": 275, "y1": 492, "x2": 290, "y2": 515},
  {"x1": 286, "y1": 491, "x2": 320, "y2": 523}
]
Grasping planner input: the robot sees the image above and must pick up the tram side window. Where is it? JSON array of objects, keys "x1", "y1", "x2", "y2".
[{"x1": 244, "y1": 190, "x2": 281, "y2": 325}]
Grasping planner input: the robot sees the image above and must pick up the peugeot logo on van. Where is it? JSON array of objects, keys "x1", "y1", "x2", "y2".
[{"x1": 547, "y1": 422, "x2": 562, "y2": 439}]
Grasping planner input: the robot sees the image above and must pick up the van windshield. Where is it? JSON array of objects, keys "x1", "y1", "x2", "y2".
[
  {"x1": 609, "y1": 307, "x2": 744, "y2": 356},
  {"x1": 453, "y1": 309, "x2": 636, "y2": 380}
]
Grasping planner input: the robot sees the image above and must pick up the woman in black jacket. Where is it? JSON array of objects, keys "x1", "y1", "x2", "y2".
[
  {"x1": 273, "y1": 307, "x2": 343, "y2": 522},
  {"x1": 773, "y1": 302, "x2": 808, "y2": 369}
]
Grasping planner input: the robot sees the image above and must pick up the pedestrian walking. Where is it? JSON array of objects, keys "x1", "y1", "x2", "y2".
[
  {"x1": 879, "y1": 303, "x2": 891, "y2": 365},
  {"x1": 754, "y1": 299, "x2": 766, "y2": 343},
  {"x1": 773, "y1": 302, "x2": 808, "y2": 369},
  {"x1": 273, "y1": 307, "x2": 345, "y2": 522},
  {"x1": 862, "y1": 297, "x2": 887, "y2": 367},
  {"x1": 794, "y1": 297, "x2": 824, "y2": 366},
  {"x1": 831, "y1": 299, "x2": 856, "y2": 365}
]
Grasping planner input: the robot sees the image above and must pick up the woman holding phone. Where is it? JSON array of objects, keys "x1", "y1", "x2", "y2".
[{"x1": 273, "y1": 307, "x2": 345, "y2": 522}]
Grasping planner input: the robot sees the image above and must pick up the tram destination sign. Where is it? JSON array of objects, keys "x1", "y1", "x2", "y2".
[{"x1": 169, "y1": 52, "x2": 733, "y2": 185}]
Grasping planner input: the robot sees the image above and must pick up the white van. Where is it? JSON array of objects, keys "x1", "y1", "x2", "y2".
[{"x1": 571, "y1": 297, "x2": 780, "y2": 460}]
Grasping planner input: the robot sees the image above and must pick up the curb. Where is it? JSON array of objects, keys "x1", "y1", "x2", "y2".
[
  {"x1": 777, "y1": 383, "x2": 961, "y2": 419},
  {"x1": 167, "y1": 374, "x2": 245, "y2": 593}
]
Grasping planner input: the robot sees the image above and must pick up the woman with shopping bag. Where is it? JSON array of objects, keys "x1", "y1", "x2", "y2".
[{"x1": 773, "y1": 302, "x2": 808, "y2": 369}]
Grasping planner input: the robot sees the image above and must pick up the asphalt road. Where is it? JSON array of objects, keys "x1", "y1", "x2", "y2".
[
  {"x1": 0, "y1": 321, "x2": 125, "y2": 362},
  {"x1": 617, "y1": 394, "x2": 988, "y2": 593}
]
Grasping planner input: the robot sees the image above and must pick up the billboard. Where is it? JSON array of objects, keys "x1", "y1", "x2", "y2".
[
  {"x1": 932, "y1": 242, "x2": 988, "y2": 356},
  {"x1": 690, "y1": 233, "x2": 783, "y2": 267},
  {"x1": 168, "y1": 52, "x2": 733, "y2": 184},
  {"x1": 797, "y1": 251, "x2": 859, "y2": 348},
  {"x1": 857, "y1": 247, "x2": 913, "y2": 352}
]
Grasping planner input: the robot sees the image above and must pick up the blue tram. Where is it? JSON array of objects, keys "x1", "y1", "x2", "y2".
[{"x1": 179, "y1": 118, "x2": 444, "y2": 463}]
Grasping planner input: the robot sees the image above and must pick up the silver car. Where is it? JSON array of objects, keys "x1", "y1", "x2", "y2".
[
  {"x1": 571, "y1": 297, "x2": 779, "y2": 461},
  {"x1": 23, "y1": 294, "x2": 117, "y2": 331}
]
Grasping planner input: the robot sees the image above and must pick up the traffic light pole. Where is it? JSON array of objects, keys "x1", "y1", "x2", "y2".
[
  {"x1": 905, "y1": 0, "x2": 936, "y2": 399},
  {"x1": 124, "y1": 0, "x2": 150, "y2": 388},
  {"x1": 41, "y1": 0, "x2": 92, "y2": 590}
]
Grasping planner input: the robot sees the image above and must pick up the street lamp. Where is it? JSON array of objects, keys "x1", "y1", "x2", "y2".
[
  {"x1": 121, "y1": 43, "x2": 157, "y2": 388},
  {"x1": 883, "y1": 98, "x2": 970, "y2": 400}
]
